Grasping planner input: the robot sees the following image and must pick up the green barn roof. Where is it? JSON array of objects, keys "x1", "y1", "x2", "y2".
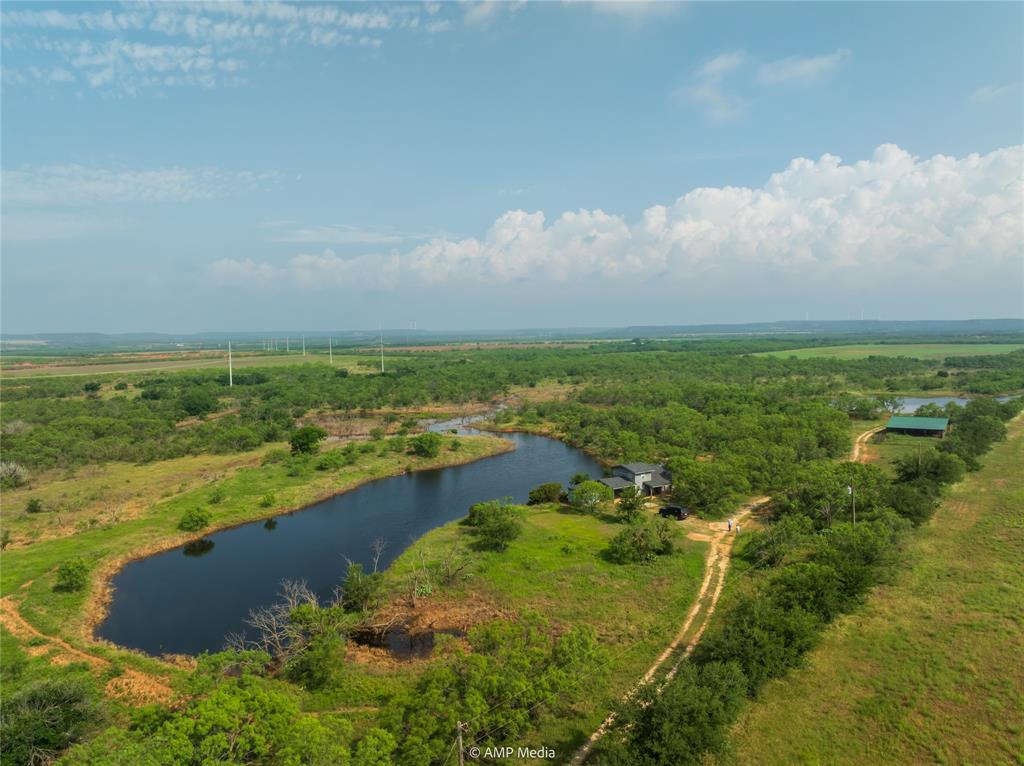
[{"x1": 886, "y1": 416, "x2": 949, "y2": 431}]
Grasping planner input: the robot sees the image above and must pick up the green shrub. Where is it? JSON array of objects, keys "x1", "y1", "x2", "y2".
[
  {"x1": 289, "y1": 425, "x2": 328, "y2": 455},
  {"x1": 179, "y1": 507, "x2": 212, "y2": 532},
  {"x1": 570, "y1": 480, "x2": 613, "y2": 513},
  {"x1": 0, "y1": 461, "x2": 28, "y2": 489},
  {"x1": 82, "y1": 381, "x2": 101, "y2": 393},
  {"x1": 261, "y1": 448, "x2": 290, "y2": 466},
  {"x1": 55, "y1": 558, "x2": 90, "y2": 592},
  {"x1": 528, "y1": 482, "x2": 562, "y2": 505},
  {"x1": 0, "y1": 679, "x2": 99, "y2": 765},
  {"x1": 369, "y1": 427, "x2": 385, "y2": 441},
  {"x1": 467, "y1": 501, "x2": 524, "y2": 552},
  {"x1": 317, "y1": 449, "x2": 356, "y2": 470},
  {"x1": 409, "y1": 432, "x2": 443, "y2": 458},
  {"x1": 605, "y1": 517, "x2": 678, "y2": 564},
  {"x1": 259, "y1": 492, "x2": 276, "y2": 508},
  {"x1": 341, "y1": 563, "x2": 383, "y2": 613},
  {"x1": 25, "y1": 497, "x2": 44, "y2": 514}
]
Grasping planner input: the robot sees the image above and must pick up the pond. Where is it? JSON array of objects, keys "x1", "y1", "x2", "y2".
[
  {"x1": 96, "y1": 419, "x2": 601, "y2": 656},
  {"x1": 899, "y1": 395, "x2": 1017, "y2": 413}
]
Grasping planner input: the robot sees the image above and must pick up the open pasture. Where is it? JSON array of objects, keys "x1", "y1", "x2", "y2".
[{"x1": 755, "y1": 343, "x2": 1024, "y2": 360}]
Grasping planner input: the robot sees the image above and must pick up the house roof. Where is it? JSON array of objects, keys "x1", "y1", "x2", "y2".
[
  {"x1": 615, "y1": 462, "x2": 663, "y2": 475},
  {"x1": 886, "y1": 416, "x2": 949, "y2": 431},
  {"x1": 644, "y1": 473, "x2": 672, "y2": 488},
  {"x1": 599, "y1": 476, "x2": 634, "y2": 490}
]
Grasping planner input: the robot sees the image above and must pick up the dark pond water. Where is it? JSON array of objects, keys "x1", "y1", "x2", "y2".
[{"x1": 97, "y1": 419, "x2": 601, "y2": 656}]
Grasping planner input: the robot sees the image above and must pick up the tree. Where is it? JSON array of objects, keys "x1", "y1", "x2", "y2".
[
  {"x1": 571, "y1": 480, "x2": 613, "y2": 513},
  {"x1": 290, "y1": 425, "x2": 328, "y2": 455},
  {"x1": 570, "y1": 472, "x2": 591, "y2": 487},
  {"x1": 179, "y1": 388, "x2": 219, "y2": 417},
  {"x1": 472, "y1": 504, "x2": 523, "y2": 552},
  {"x1": 894, "y1": 449, "x2": 965, "y2": 486},
  {"x1": 55, "y1": 559, "x2": 90, "y2": 591},
  {"x1": 600, "y1": 662, "x2": 747, "y2": 766},
  {"x1": 605, "y1": 517, "x2": 677, "y2": 564},
  {"x1": 617, "y1": 486, "x2": 645, "y2": 522},
  {"x1": 62, "y1": 675, "x2": 353, "y2": 766},
  {"x1": 409, "y1": 432, "x2": 443, "y2": 458},
  {"x1": 668, "y1": 457, "x2": 747, "y2": 519},
  {"x1": 528, "y1": 482, "x2": 562, "y2": 505},
  {"x1": 178, "y1": 507, "x2": 212, "y2": 532}
]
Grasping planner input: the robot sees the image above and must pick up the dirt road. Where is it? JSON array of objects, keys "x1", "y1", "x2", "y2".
[
  {"x1": 851, "y1": 425, "x2": 885, "y2": 463},
  {"x1": 570, "y1": 496, "x2": 772, "y2": 764}
]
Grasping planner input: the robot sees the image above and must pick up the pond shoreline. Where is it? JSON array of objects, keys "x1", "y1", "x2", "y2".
[{"x1": 83, "y1": 434, "x2": 516, "y2": 660}]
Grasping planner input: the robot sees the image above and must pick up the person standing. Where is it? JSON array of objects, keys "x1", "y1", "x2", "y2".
[{"x1": 727, "y1": 518, "x2": 733, "y2": 532}]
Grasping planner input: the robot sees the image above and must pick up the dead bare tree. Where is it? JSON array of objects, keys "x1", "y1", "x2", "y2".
[
  {"x1": 437, "y1": 541, "x2": 473, "y2": 586},
  {"x1": 818, "y1": 501, "x2": 836, "y2": 529},
  {"x1": 370, "y1": 537, "x2": 387, "y2": 573},
  {"x1": 226, "y1": 579, "x2": 319, "y2": 662}
]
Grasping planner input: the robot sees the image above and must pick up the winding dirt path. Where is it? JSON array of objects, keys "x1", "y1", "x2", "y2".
[
  {"x1": 851, "y1": 425, "x2": 885, "y2": 463},
  {"x1": 570, "y1": 496, "x2": 771, "y2": 765},
  {"x1": 0, "y1": 595, "x2": 174, "y2": 705}
]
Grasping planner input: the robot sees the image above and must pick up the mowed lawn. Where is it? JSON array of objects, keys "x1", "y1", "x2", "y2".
[
  {"x1": 756, "y1": 343, "x2": 1024, "y2": 360},
  {"x1": 728, "y1": 417, "x2": 1024, "y2": 766}
]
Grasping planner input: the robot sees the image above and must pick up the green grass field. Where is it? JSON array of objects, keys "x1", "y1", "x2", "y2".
[
  {"x1": 756, "y1": 343, "x2": 1024, "y2": 360},
  {"x1": 727, "y1": 417, "x2": 1024, "y2": 765},
  {"x1": 335, "y1": 504, "x2": 708, "y2": 757}
]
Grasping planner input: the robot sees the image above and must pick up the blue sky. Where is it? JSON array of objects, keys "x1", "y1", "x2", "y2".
[{"x1": 2, "y1": 1, "x2": 1021, "y2": 333}]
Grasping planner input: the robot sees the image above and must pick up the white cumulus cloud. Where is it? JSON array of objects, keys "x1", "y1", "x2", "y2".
[
  {"x1": 207, "y1": 144, "x2": 1024, "y2": 295},
  {"x1": 756, "y1": 49, "x2": 851, "y2": 86}
]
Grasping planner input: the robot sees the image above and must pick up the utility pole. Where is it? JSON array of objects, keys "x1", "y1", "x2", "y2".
[
  {"x1": 456, "y1": 721, "x2": 466, "y2": 766},
  {"x1": 848, "y1": 484, "x2": 856, "y2": 527},
  {"x1": 228, "y1": 341, "x2": 234, "y2": 387},
  {"x1": 329, "y1": 337, "x2": 333, "y2": 365},
  {"x1": 379, "y1": 326, "x2": 385, "y2": 374},
  {"x1": 286, "y1": 337, "x2": 290, "y2": 353},
  {"x1": 302, "y1": 335, "x2": 306, "y2": 356}
]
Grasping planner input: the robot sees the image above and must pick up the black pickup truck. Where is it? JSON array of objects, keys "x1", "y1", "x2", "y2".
[{"x1": 658, "y1": 505, "x2": 690, "y2": 520}]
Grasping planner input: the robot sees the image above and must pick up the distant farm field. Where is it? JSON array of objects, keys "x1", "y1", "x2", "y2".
[
  {"x1": 0, "y1": 352, "x2": 373, "y2": 378},
  {"x1": 727, "y1": 416, "x2": 1024, "y2": 765},
  {"x1": 755, "y1": 343, "x2": 1024, "y2": 360}
]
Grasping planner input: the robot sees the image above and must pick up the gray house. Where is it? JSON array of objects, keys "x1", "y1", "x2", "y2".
[{"x1": 599, "y1": 463, "x2": 673, "y2": 496}]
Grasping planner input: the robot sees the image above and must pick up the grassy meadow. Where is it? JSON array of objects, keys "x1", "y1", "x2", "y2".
[
  {"x1": 726, "y1": 417, "x2": 1024, "y2": 765},
  {"x1": 350, "y1": 503, "x2": 708, "y2": 755},
  {"x1": 755, "y1": 343, "x2": 1024, "y2": 360}
]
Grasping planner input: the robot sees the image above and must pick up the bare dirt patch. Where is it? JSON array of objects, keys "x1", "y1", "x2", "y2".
[{"x1": 0, "y1": 595, "x2": 175, "y2": 705}]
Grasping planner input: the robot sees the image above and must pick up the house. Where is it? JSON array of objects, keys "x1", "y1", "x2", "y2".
[
  {"x1": 599, "y1": 462, "x2": 673, "y2": 496},
  {"x1": 885, "y1": 415, "x2": 949, "y2": 438}
]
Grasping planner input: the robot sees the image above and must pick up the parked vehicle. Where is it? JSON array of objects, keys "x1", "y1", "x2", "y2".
[{"x1": 659, "y1": 505, "x2": 689, "y2": 520}]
